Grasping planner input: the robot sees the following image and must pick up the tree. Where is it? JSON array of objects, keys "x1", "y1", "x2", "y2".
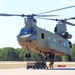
[
  {"x1": 71, "y1": 44, "x2": 75, "y2": 61},
  {"x1": 0, "y1": 47, "x2": 20, "y2": 61},
  {"x1": 62, "y1": 56, "x2": 68, "y2": 61},
  {"x1": 62, "y1": 43, "x2": 75, "y2": 61},
  {"x1": 0, "y1": 44, "x2": 75, "y2": 61},
  {"x1": 1, "y1": 47, "x2": 16, "y2": 61},
  {"x1": 18, "y1": 48, "x2": 26, "y2": 61}
]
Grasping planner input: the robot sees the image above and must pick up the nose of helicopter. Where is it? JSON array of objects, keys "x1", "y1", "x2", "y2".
[
  {"x1": 19, "y1": 34, "x2": 32, "y2": 38},
  {"x1": 17, "y1": 27, "x2": 37, "y2": 43},
  {"x1": 17, "y1": 34, "x2": 37, "y2": 43}
]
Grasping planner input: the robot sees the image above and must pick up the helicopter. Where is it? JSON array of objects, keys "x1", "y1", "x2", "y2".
[
  {"x1": 17, "y1": 16, "x2": 75, "y2": 56},
  {"x1": 0, "y1": 5, "x2": 75, "y2": 59},
  {"x1": 16, "y1": 6, "x2": 75, "y2": 57}
]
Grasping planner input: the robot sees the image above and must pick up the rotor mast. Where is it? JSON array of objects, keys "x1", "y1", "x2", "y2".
[
  {"x1": 54, "y1": 21, "x2": 67, "y2": 35},
  {"x1": 24, "y1": 16, "x2": 37, "y2": 29}
]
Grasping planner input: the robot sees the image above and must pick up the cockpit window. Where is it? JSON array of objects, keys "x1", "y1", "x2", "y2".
[
  {"x1": 34, "y1": 31, "x2": 36, "y2": 35},
  {"x1": 19, "y1": 28, "x2": 28, "y2": 35},
  {"x1": 29, "y1": 29, "x2": 36, "y2": 35},
  {"x1": 29, "y1": 29, "x2": 33, "y2": 34},
  {"x1": 29, "y1": 27, "x2": 36, "y2": 35},
  {"x1": 19, "y1": 27, "x2": 37, "y2": 36}
]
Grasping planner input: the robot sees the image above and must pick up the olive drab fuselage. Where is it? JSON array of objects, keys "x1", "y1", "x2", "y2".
[{"x1": 17, "y1": 17, "x2": 72, "y2": 56}]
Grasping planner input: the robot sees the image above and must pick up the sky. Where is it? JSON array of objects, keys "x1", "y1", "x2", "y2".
[{"x1": 0, "y1": 0, "x2": 75, "y2": 48}]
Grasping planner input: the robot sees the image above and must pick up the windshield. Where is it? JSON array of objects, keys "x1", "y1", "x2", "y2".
[{"x1": 19, "y1": 27, "x2": 36, "y2": 36}]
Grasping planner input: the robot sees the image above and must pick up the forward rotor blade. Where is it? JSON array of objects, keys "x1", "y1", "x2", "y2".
[
  {"x1": 0, "y1": 13, "x2": 59, "y2": 17},
  {"x1": 36, "y1": 15, "x2": 59, "y2": 17},
  {"x1": 67, "y1": 17, "x2": 75, "y2": 20},
  {"x1": 65, "y1": 21, "x2": 75, "y2": 26},
  {"x1": 0, "y1": 13, "x2": 27, "y2": 17},
  {"x1": 37, "y1": 5, "x2": 75, "y2": 15}
]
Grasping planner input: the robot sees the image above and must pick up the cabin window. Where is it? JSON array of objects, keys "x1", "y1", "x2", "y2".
[
  {"x1": 48, "y1": 37, "x2": 50, "y2": 40},
  {"x1": 41, "y1": 33, "x2": 44, "y2": 39},
  {"x1": 64, "y1": 40, "x2": 69, "y2": 47},
  {"x1": 54, "y1": 38, "x2": 56, "y2": 42},
  {"x1": 59, "y1": 40, "x2": 62, "y2": 44},
  {"x1": 65, "y1": 40, "x2": 69, "y2": 47},
  {"x1": 64, "y1": 42, "x2": 66, "y2": 46}
]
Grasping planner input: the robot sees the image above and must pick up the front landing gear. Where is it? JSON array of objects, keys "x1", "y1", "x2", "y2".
[{"x1": 25, "y1": 50, "x2": 31, "y2": 61}]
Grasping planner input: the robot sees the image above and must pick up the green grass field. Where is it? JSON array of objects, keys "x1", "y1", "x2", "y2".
[{"x1": 0, "y1": 61, "x2": 75, "y2": 69}]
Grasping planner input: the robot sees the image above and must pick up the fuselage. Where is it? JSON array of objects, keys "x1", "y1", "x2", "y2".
[{"x1": 17, "y1": 26, "x2": 71, "y2": 56}]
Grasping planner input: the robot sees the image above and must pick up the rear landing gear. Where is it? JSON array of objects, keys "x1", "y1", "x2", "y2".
[{"x1": 68, "y1": 55, "x2": 72, "y2": 61}]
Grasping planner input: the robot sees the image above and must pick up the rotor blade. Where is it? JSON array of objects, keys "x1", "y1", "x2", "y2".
[
  {"x1": 36, "y1": 17, "x2": 58, "y2": 21},
  {"x1": 37, "y1": 17, "x2": 75, "y2": 26},
  {"x1": 0, "y1": 13, "x2": 27, "y2": 17},
  {"x1": 35, "y1": 15, "x2": 59, "y2": 17},
  {"x1": 0, "y1": 13, "x2": 59, "y2": 17},
  {"x1": 65, "y1": 21, "x2": 75, "y2": 26},
  {"x1": 67, "y1": 17, "x2": 75, "y2": 20},
  {"x1": 37, "y1": 5, "x2": 75, "y2": 15}
]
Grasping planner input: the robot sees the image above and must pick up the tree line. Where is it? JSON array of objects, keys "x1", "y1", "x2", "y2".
[
  {"x1": 0, "y1": 47, "x2": 38, "y2": 61},
  {"x1": 0, "y1": 43, "x2": 75, "y2": 61}
]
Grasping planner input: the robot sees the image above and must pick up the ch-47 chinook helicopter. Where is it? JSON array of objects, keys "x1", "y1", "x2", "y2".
[
  {"x1": 16, "y1": 5, "x2": 75, "y2": 57},
  {"x1": 0, "y1": 5, "x2": 75, "y2": 61},
  {"x1": 17, "y1": 16, "x2": 74, "y2": 56}
]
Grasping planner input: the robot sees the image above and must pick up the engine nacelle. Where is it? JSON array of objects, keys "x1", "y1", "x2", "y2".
[
  {"x1": 68, "y1": 34, "x2": 72, "y2": 39},
  {"x1": 62, "y1": 32, "x2": 72, "y2": 39}
]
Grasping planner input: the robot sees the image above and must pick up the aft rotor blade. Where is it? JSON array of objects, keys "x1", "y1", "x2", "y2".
[
  {"x1": 37, "y1": 5, "x2": 75, "y2": 15},
  {"x1": 36, "y1": 17, "x2": 58, "y2": 21},
  {"x1": 65, "y1": 21, "x2": 75, "y2": 26}
]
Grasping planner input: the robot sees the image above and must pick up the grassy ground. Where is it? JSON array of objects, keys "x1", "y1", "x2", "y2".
[
  {"x1": 0, "y1": 61, "x2": 26, "y2": 69},
  {"x1": 0, "y1": 61, "x2": 75, "y2": 69}
]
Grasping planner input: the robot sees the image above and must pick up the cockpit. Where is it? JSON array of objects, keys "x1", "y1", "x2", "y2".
[
  {"x1": 19, "y1": 27, "x2": 36, "y2": 35},
  {"x1": 18, "y1": 27, "x2": 37, "y2": 39}
]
